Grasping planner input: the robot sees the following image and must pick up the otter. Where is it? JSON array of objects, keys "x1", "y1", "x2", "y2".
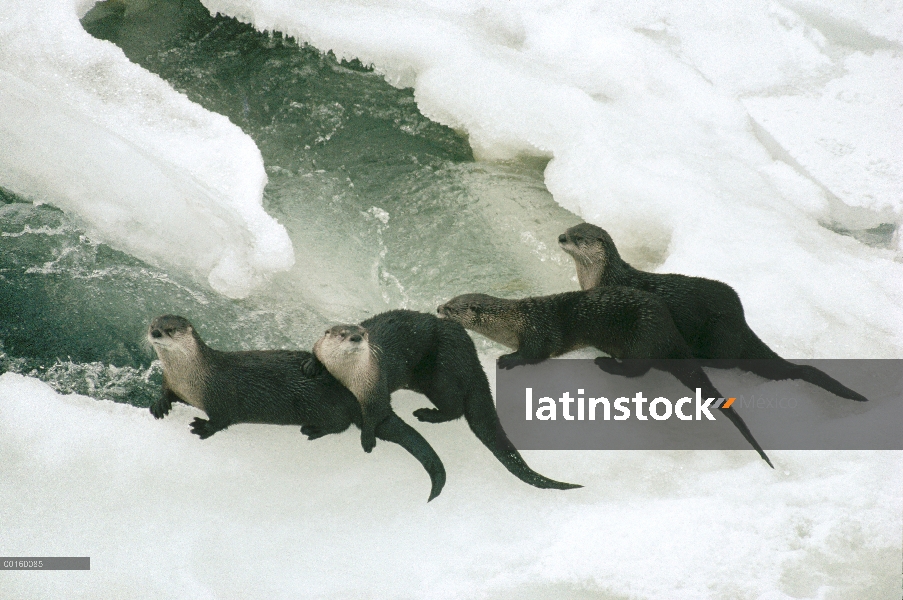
[
  {"x1": 558, "y1": 223, "x2": 867, "y2": 402},
  {"x1": 306, "y1": 310, "x2": 581, "y2": 490},
  {"x1": 147, "y1": 315, "x2": 446, "y2": 501},
  {"x1": 312, "y1": 324, "x2": 386, "y2": 454},
  {"x1": 437, "y1": 289, "x2": 773, "y2": 467}
]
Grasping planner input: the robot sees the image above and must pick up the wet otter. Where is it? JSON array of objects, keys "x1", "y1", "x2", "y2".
[
  {"x1": 558, "y1": 223, "x2": 868, "y2": 403},
  {"x1": 306, "y1": 309, "x2": 582, "y2": 490},
  {"x1": 147, "y1": 315, "x2": 446, "y2": 501},
  {"x1": 438, "y1": 290, "x2": 773, "y2": 467}
]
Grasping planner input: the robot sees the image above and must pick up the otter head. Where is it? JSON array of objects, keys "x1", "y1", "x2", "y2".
[
  {"x1": 314, "y1": 325, "x2": 368, "y2": 358},
  {"x1": 438, "y1": 294, "x2": 520, "y2": 348},
  {"x1": 147, "y1": 315, "x2": 201, "y2": 359},
  {"x1": 437, "y1": 293, "x2": 494, "y2": 327},
  {"x1": 313, "y1": 324, "x2": 375, "y2": 397},
  {"x1": 558, "y1": 223, "x2": 617, "y2": 289}
]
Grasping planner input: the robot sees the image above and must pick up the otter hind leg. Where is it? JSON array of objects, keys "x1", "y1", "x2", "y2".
[
  {"x1": 190, "y1": 416, "x2": 229, "y2": 440},
  {"x1": 301, "y1": 424, "x2": 329, "y2": 440}
]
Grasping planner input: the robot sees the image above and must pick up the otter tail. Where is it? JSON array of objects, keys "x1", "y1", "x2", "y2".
[
  {"x1": 741, "y1": 359, "x2": 868, "y2": 403},
  {"x1": 463, "y1": 389, "x2": 582, "y2": 490},
  {"x1": 375, "y1": 414, "x2": 446, "y2": 501},
  {"x1": 667, "y1": 362, "x2": 774, "y2": 468},
  {"x1": 740, "y1": 333, "x2": 867, "y2": 402},
  {"x1": 720, "y1": 406, "x2": 774, "y2": 469}
]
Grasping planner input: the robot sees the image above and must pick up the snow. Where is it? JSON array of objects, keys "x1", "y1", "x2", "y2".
[
  {"x1": 1, "y1": 372, "x2": 899, "y2": 598},
  {"x1": 0, "y1": 0, "x2": 294, "y2": 298}
]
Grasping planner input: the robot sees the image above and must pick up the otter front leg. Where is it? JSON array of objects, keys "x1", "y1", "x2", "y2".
[
  {"x1": 301, "y1": 355, "x2": 326, "y2": 378},
  {"x1": 594, "y1": 357, "x2": 653, "y2": 378},
  {"x1": 497, "y1": 352, "x2": 550, "y2": 369},
  {"x1": 359, "y1": 406, "x2": 379, "y2": 453},
  {"x1": 190, "y1": 417, "x2": 230, "y2": 440},
  {"x1": 150, "y1": 387, "x2": 180, "y2": 419},
  {"x1": 359, "y1": 386, "x2": 392, "y2": 453},
  {"x1": 498, "y1": 336, "x2": 555, "y2": 370}
]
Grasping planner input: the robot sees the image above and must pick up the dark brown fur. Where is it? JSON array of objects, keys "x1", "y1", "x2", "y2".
[
  {"x1": 438, "y1": 289, "x2": 774, "y2": 467},
  {"x1": 306, "y1": 310, "x2": 581, "y2": 490},
  {"x1": 147, "y1": 315, "x2": 446, "y2": 501},
  {"x1": 559, "y1": 223, "x2": 867, "y2": 402}
]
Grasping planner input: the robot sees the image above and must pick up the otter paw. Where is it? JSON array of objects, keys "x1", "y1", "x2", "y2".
[
  {"x1": 594, "y1": 357, "x2": 627, "y2": 375},
  {"x1": 498, "y1": 354, "x2": 544, "y2": 369},
  {"x1": 301, "y1": 425, "x2": 327, "y2": 440},
  {"x1": 149, "y1": 399, "x2": 171, "y2": 419},
  {"x1": 594, "y1": 357, "x2": 650, "y2": 378},
  {"x1": 190, "y1": 417, "x2": 215, "y2": 440},
  {"x1": 497, "y1": 354, "x2": 518, "y2": 370},
  {"x1": 413, "y1": 408, "x2": 456, "y2": 423},
  {"x1": 361, "y1": 431, "x2": 376, "y2": 453},
  {"x1": 301, "y1": 357, "x2": 325, "y2": 378}
]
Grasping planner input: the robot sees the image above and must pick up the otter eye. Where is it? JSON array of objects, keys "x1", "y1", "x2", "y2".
[
  {"x1": 573, "y1": 235, "x2": 583, "y2": 242},
  {"x1": 164, "y1": 328, "x2": 176, "y2": 335}
]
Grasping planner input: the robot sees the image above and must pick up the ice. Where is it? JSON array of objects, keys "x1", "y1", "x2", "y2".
[
  {"x1": 3, "y1": 1, "x2": 902, "y2": 596},
  {"x1": 0, "y1": 0, "x2": 294, "y2": 298},
  {"x1": 744, "y1": 51, "x2": 903, "y2": 216},
  {"x1": 1, "y1": 372, "x2": 899, "y2": 598},
  {"x1": 195, "y1": 0, "x2": 903, "y2": 357}
]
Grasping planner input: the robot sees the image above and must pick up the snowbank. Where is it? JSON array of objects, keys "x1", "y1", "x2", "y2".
[
  {"x1": 0, "y1": 0, "x2": 294, "y2": 298},
  {"x1": 1, "y1": 372, "x2": 899, "y2": 598}
]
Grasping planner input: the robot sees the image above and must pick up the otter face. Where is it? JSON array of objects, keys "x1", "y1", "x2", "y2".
[
  {"x1": 147, "y1": 315, "x2": 197, "y2": 353},
  {"x1": 558, "y1": 223, "x2": 609, "y2": 266},
  {"x1": 314, "y1": 324, "x2": 369, "y2": 361},
  {"x1": 438, "y1": 294, "x2": 521, "y2": 349},
  {"x1": 313, "y1": 324, "x2": 374, "y2": 394},
  {"x1": 437, "y1": 294, "x2": 494, "y2": 329}
]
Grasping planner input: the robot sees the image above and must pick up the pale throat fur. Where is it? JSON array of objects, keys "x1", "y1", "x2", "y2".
[
  {"x1": 314, "y1": 335, "x2": 381, "y2": 405},
  {"x1": 150, "y1": 330, "x2": 209, "y2": 411}
]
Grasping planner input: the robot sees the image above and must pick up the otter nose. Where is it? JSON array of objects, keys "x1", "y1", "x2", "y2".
[
  {"x1": 151, "y1": 329, "x2": 163, "y2": 338},
  {"x1": 558, "y1": 234, "x2": 567, "y2": 244},
  {"x1": 349, "y1": 334, "x2": 362, "y2": 343}
]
